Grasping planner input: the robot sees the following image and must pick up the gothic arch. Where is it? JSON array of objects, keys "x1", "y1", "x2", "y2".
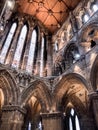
[
  {"x1": 21, "y1": 79, "x2": 51, "y2": 112},
  {"x1": 0, "y1": 69, "x2": 19, "y2": 105},
  {"x1": 64, "y1": 43, "x2": 80, "y2": 61},
  {"x1": 79, "y1": 22, "x2": 98, "y2": 42},
  {"x1": 90, "y1": 55, "x2": 98, "y2": 91},
  {"x1": 0, "y1": 89, "x2": 4, "y2": 110},
  {"x1": 53, "y1": 73, "x2": 89, "y2": 111},
  {"x1": 62, "y1": 94, "x2": 87, "y2": 116}
]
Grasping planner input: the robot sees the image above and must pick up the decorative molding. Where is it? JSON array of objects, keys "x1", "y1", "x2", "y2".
[
  {"x1": 40, "y1": 111, "x2": 63, "y2": 119},
  {"x1": 2, "y1": 105, "x2": 26, "y2": 114}
]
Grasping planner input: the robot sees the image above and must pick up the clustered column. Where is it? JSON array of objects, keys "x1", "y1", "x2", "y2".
[
  {"x1": 89, "y1": 92, "x2": 98, "y2": 129},
  {"x1": 0, "y1": 105, "x2": 26, "y2": 130}
]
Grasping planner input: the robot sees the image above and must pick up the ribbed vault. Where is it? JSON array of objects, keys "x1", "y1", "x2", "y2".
[{"x1": 17, "y1": 0, "x2": 81, "y2": 33}]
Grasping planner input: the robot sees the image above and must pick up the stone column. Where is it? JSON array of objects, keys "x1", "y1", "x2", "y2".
[
  {"x1": 46, "y1": 35, "x2": 53, "y2": 76},
  {"x1": 89, "y1": 92, "x2": 98, "y2": 129},
  {"x1": 40, "y1": 33, "x2": 45, "y2": 77},
  {"x1": 21, "y1": 26, "x2": 33, "y2": 70},
  {"x1": 0, "y1": 105, "x2": 26, "y2": 130},
  {"x1": 79, "y1": 116, "x2": 96, "y2": 130},
  {"x1": 5, "y1": 19, "x2": 23, "y2": 65},
  {"x1": 35, "y1": 30, "x2": 42, "y2": 76},
  {"x1": 41, "y1": 112, "x2": 63, "y2": 130}
]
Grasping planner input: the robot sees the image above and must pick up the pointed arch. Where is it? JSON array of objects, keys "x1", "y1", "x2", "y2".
[
  {"x1": 79, "y1": 22, "x2": 98, "y2": 42},
  {"x1": 21, "y1": 79, "x2": 51, "y2": 112},
  {"x1": 53, "y1": 73, "x2": 89, "y2": 111},
  {"x1": 63, "y1": 94, "x2": 87, "y2": 116},
  {"x1": 0, "y1": 69, "x2": 19, "y2": 105},
  {"x1": 0, "y1": 22, "x2": 17, "y2": 64}
]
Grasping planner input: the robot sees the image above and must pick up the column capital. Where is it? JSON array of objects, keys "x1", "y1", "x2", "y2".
[
  {"x1": 2, "y1": 105, "x2": 26, "y2": 114},
  {"x1": 41, "y1": 111, "x2": 63, "y2": 130},
  {"x1": 40, "y1": 111, "x2": 63, "y2": 119}
]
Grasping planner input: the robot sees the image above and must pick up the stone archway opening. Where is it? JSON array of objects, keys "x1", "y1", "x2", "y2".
[
  {"x1": 80, "y1": 24, "x2": 98, "y2": 54},
  {"x1": 61, "y1": 90, "x2": 87, "y2": 130},
  {"x1": 0, "y1": 88, "x2": 4, "y2": 119},
  {"x1": 54, "y1": 73, "x2": 96, "y2": 130},
  {"x1": 23, "y1": 96, "x2": 43, "y2": 130},
  {"x1": 63, "y1": 104, "x2": 81, "y2": 130}
]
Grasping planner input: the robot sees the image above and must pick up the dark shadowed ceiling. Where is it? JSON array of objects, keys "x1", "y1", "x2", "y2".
[{"x1": 17, "y1": 0, "x2": 81, "y2": 33}]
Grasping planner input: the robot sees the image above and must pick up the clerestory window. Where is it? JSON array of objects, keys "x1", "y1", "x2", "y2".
[
  {"x1": 12, "y1": 25, "x2": 28, "y2": 68},
  {"x1": 26, "y1": 29, "x2": 37, "y2": 73},
  {"x1": 0, "y1": 22, "x2": 17, "y2": 63}
]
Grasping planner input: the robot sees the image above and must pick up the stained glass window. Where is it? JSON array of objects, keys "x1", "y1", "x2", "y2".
[
  {"x1": 0, "y1": 23, "x2": 17, "y2": 63},
  {"x1": 12, "y1": 25, "x2": 27, "y2": 68},
  {"x1": 26, "y1": 29, "x2": 37, "y2": 73}
]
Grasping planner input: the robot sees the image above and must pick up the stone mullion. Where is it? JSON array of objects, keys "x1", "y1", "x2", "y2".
[
  {"x1": 40, "y1": 33, "x2": 45, "y2": 77},
  {"x1": 41, "y1": 112, "x2": 63, "y2": 130},
  {"x1": 71, "y1": 115, "x2": 76, "y2": 130},
  {"x1": 5, "y1": 20, "x2": 23, "y2": 66},
  {"x1": 21, "y1": 27, "x2": 33, "y2": 71},
  {"x1": 36, "y1": 33, "x2": 41, "y2": 76}
]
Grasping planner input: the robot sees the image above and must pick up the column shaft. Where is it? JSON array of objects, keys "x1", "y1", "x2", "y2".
[
  {"x1": 90, "y1": 92, "x2": 98, "y2": 129},
  {"x1": 46, "y1": 36, "x2": 53, "y2": 76},
  {"x1": 40, "y1": 35, "x2": 45, "y2": 77},
  {"x1": 36, "y1": 40, "x2": 41, "y2": 76},
  {"x1": 0, "y1": 106, "x2": 26, "y2": 130}
]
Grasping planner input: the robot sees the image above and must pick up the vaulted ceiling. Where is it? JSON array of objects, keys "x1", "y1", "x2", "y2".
[{"x1": 17, "y1": 0, "x2": 81, "y2": 34}]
